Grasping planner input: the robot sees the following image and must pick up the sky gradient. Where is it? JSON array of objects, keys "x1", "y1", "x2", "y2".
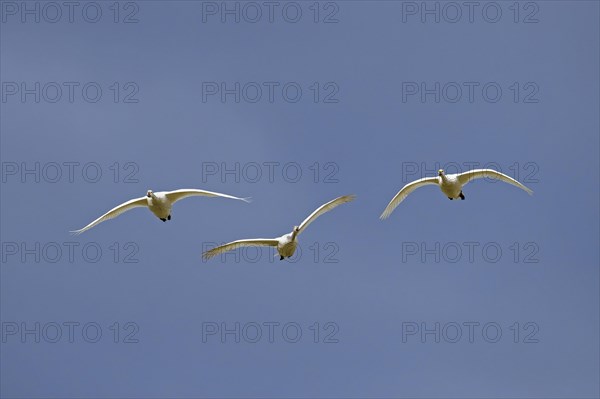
[{"x1": 1, "y1": 1, "x2": 599, "y2": 398}]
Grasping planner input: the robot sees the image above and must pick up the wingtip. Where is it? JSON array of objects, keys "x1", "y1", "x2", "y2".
[
  {"x1": 379, "y1": 211, "x2": 390, "y2": 220},
  {"x1": 242, "y1": 197, "x2": 252, "y2": 203}
]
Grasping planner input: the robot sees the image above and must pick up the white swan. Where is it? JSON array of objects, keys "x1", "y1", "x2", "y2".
[
  {"x1": 71, "y1": 189, "x2": 251, "y2": 234},
  {"x1": 380, "y1": 169, "x2": 533, "y2": 220},
  {"x1": 203, "y1": 195, "x2": 355, "y2": 261}
]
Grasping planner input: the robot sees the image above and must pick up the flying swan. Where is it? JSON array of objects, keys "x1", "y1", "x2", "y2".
[
  {"x1": 380, "y1": 169, "x2": 533, "y2": 220},
  {"x1": 203, "y1": 194, "x2": 355, "y2": 261},
  {"x1": 71, "y1": 189, "x2": 251, "y2": 234}
]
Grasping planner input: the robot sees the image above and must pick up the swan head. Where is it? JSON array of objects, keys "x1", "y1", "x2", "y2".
[
  {"x1": 147, "y1": 190, "x2": 153, "y2": 198},
  {"x1": 438, "y1": 169, "x2": 445, "y2": 176}
]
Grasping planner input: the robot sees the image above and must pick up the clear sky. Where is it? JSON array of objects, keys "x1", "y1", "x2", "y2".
[{"x1": 1, "y1": 1, "x2": 599, "y2": 398}]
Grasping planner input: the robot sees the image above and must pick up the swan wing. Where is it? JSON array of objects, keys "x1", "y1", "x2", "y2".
[
  {"x1": 457, "y1": 169, "x2": 533, "y2": 195},
  {"x1": 203, "y1": 239, "x2": 279, "y2": 260},
  {"x1": 70, "y1": 197, "x2": 147, "y2": 234},
  {"x1": 379, "y1": 177, "x2": 439, "y2": 220},
  {"x1": 165, "y1": 189, "x2": 251, "y2": 204},
  {"x1": 297, "y1": 195, "x2": 356, "y2": 235}
]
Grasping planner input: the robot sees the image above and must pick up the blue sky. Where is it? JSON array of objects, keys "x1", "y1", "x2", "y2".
[{"x1": 1, "y1": 1, "x2": 599, "y2": 398}]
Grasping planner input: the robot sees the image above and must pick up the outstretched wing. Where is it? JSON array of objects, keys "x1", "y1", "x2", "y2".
[
  {"x1": 457, "y1": 169, "x2": 533, "y2": 195},
  {"x1": 202, "y1": 239, "x2": 279, "y2": 260},
  {"x1": 379, "y1": 177, "x2": 439, "y2": 220},
  {"x1": 70, "y1": 197, "x2": 147, "y2": 234},
  {"x1": 297, "y1": 195, "x2": 355, "y2": 235},
  {"x1": 164, "y1": 189, "x2": 251, "y2": 204}
]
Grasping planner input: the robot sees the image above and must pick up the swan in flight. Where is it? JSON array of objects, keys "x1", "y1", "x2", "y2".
[
  {"x1": 380, "y1": 169, "x2": 533, "y2": 220},
  {"x1": 71, "y1": 189, "x2": 251, "y2": 234},
  {"x1": 203, "y1": 194, "x2": 355, "y2": 261}
]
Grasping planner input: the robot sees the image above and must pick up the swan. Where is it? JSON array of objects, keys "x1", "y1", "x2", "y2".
[
  {"x1": 380, "y1": 169, "x2": 533, "y2": 219},
  {"x1": 71, "y1": 189, "x2": 251, "y2": 234},
  {"x1": 203, "y1": 194, "x2": 355, "y2": 261}
]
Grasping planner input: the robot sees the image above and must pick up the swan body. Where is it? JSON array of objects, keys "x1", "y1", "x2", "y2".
[
  {"x1": 203, "y1": 195, "x2": 355, "y2": 261},
  {"x1": 71, "y1": 189, "x2": 251, "y2": 234},
  {"x1": 380, "y1": 169, "x2": 533, "y2": 219}
]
